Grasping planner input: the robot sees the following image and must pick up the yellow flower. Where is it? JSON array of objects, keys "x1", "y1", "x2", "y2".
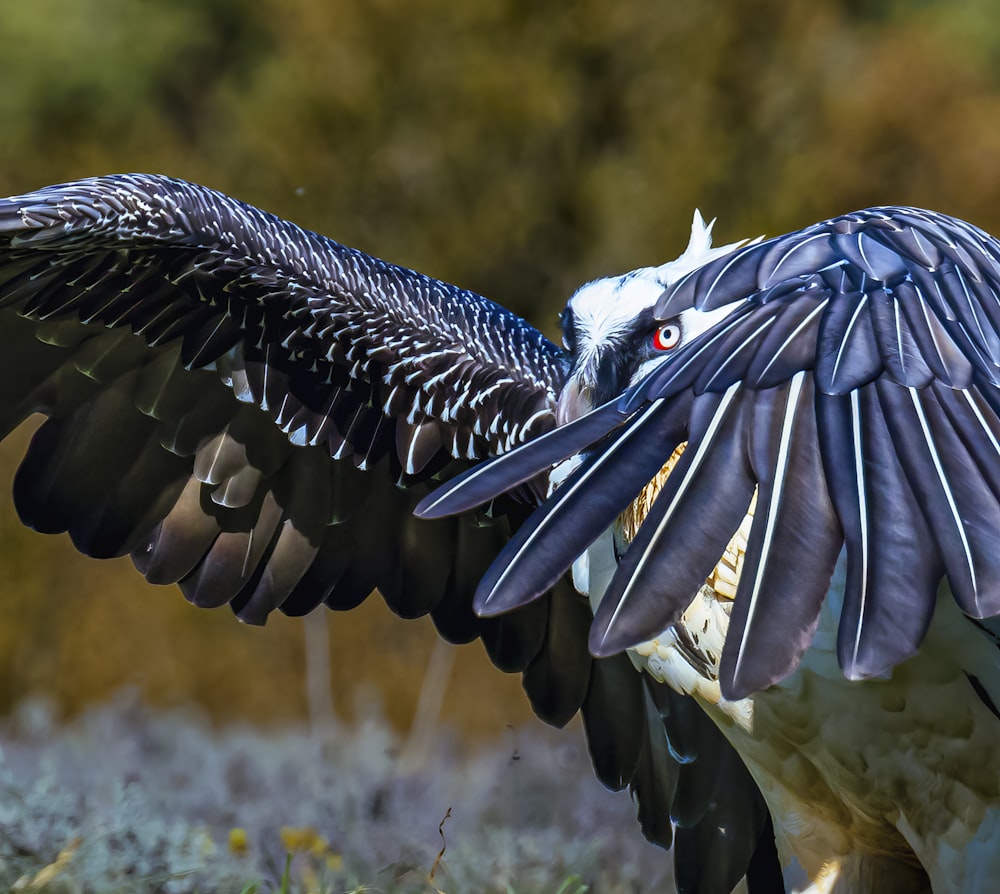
[
  {"x1": 228, "y1": 828, "x2": 249, "y2": 854},
  {"x1": 279, "y1": 825, "x2": 329, "y2": 854}
]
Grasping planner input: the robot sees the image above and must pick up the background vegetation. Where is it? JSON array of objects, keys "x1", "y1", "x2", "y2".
[{"x1": 2, "y1": 1, "x2": 1000, "y2": 887}]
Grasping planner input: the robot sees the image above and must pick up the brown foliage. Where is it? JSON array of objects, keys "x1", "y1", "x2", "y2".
[{"x1": 1, "y1": 0, "x2": 999, "y2": 734}]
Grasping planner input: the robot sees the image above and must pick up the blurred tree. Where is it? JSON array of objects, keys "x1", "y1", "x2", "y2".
[{"x1": 1, "y1": 0, "x2": 1000, "y2": 736}]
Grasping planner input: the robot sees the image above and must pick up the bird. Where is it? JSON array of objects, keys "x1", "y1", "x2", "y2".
[
  {"x1": 1, "y1": 174, "x2": 998, "y2": 893},
  {"x1": 424, "y1": 204, "x2": 1000, "y2": 893}
]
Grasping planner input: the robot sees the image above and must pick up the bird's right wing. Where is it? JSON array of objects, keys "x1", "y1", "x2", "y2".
[{"x1": 426, "y1": 205, "x2": 1000, "y2": 705}]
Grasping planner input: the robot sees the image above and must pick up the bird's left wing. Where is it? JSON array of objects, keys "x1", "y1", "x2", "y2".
[
  {"x1": 425, "y1": 206, "x2": 1000, "y2": 701},
  {"x1": 0, "y1": 173, "x2": 565, "y2": 467},
  {"x1": 0, "y1": 170, "x2": 584, "y2": 655},
  {"x1": 0, "y1": 174, "x2": 712, "y2": 874}
]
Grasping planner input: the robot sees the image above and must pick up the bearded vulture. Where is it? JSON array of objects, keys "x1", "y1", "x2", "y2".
[{"x1": 1, "y1": 174, "x2": 998, "y2": 894}]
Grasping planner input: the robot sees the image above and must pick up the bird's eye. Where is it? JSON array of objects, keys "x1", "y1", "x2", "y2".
[{"x1": 652, "y1": 322, "x2": 682, "y2": 352}]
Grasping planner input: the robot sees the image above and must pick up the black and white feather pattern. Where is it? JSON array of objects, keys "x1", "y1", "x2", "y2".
[
  {"x1": 0, "y1": 173, "x2": 565, "y2": 467},
  {"x1": 427, "y1": 206, "x2": 1000, "y2": 701},
  {"x1": 0, "y1": 174, "x2": 779, "y2": 894},
  {"x1": 1, "y1": 173, "x2": 580, "y2": 632}
]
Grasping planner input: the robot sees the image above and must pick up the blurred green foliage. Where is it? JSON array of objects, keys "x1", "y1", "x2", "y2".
[{"x1": 2, "y1": 0, "x2": 1000, "y2": 734}]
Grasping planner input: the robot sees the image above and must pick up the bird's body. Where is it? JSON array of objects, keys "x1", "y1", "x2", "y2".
[
  {"x1": 627, "y1": 552, "x2": 1000, "y2": 894},
  {"x1": 745, "y1": 594, "x2": 1000, "y2": 894},
  {"x1": 2, "y1": 174, "x2": 1000, "y2": 892}
]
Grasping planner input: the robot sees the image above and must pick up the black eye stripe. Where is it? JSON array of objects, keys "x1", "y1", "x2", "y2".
[{"x1": 560, "y1": 305, "x2": 577, "y2": 352}]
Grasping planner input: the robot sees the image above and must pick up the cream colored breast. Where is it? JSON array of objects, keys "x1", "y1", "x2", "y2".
[{"x1": 612, "y1": 442, "x2": 757, "y2": 730}]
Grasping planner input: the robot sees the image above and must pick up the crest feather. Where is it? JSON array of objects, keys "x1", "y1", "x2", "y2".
[{"x1": 654, "y1": 211, "x2": 757, "y2": 286}]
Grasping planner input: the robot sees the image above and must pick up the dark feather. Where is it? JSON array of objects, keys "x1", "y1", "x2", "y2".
[
  {"x1": 473, "y1": 395, "x2": 688, "y2": 617},
  {"x1": 933, "y1": 383, "x2": 1000, "y2": 503},
  {"x1": 233, "y1": 443, "x2": 331, "y2": 622},
  {"x1": 877, "y1": 378, "x2": 1000, "y2": 618},
  {"x1": 14, "y1": 379, "x2": 152, "y2": 543},
  {"x1": 629, "y1": 686, "x2": 678, "y2": 850},
  {"x1": 590, "y1": 387, "x2": 755, "y2": 656},
  {"x1": 179, "y1": 490, "x2": 283, "y2": 611},
  {"x1": 73, "y1": 425, "x2": 190, "y2": 559},
  {"x1": 832, "y1": 230, "x2": 908, "y2": 282},
  {"x1": 132, "y1": 476, "x2": 223, "y2": 585},
  {"x1": 521, "y1": 581, "x2": 594, "y2": 727},
  {"x1": 757, "y1": 230, "x2": 838, "y2": 287},
  {"x1": 868, "y1": 287, "x2": 935, "y2": 388},
  {"x1": 866, "y1": 221, "x2": 942, "y2": 269},
  {"x1": 815, "y1": 387, "x2": 942, "y2": 678},
  {"x1": 581, "y1": 652, "x2": 644, "y2": 790},
  {"x1": 721, "y1": 376, "x2": 842, "y2": 698},
  {"x1": 278, "y1": 523, "x2": 355, "y2": 616},
  {"x1": 815, "y1": 291, "x2": 882, "y2": 393},
  {"x1": 428, "y1": 517, "x2": 504, "y2": 644},
  {"x1": 391, "y1": 512, "x2": 454, "y2": 619},
  {"x1": 894, "y1": 279, "x2": 974, "y2": 388},
  {"x1": 479, "y1": 598, "x2": 549, "y2": 674}
]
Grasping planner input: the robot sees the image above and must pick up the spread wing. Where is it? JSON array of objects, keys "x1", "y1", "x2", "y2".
[
  {"x1": 427, "y1": 205, "x2": 1000, "y2": 701},
  {"x1": 0, "y1": 173, "x2": 568, "y2": 619},
  {"x1": 0, "y1": 174, "x2": 782, "y2": 892}
]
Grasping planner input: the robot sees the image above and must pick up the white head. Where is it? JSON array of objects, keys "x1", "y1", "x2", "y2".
[{"x1": 557, "y1": 211, "x2": 752, "y2": 423}]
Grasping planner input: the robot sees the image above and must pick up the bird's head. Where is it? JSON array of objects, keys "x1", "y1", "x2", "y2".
[{"x1": 556, "y1": 211, "x2": 752, "y2": 424}]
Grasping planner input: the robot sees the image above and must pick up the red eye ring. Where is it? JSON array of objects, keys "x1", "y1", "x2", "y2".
[{"x1": 652, "y1": 322, "x2": 681, "y2": 352}]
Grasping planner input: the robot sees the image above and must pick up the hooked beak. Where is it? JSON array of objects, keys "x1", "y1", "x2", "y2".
[
  {"x1": 556, "y1": 348, "x2": 626, "y2": 425},
  {"x1": 556, "y1": 377, "x2": 592, "y2": 425}
]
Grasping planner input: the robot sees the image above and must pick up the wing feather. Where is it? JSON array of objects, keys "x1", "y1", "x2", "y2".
[
  {"x1": 521, "y1": 580, "x2": 594, "y2": 727},
  {"x1": 435, "y1": 204, "x2": 1000, "y2": 693},
  {"x1": 721, "y1": 375, "x2": 842, "y2": 698},
  {"x1": 581, "y1": 652, "x2": 645, "y2": 790},
  {"x1": 868, "y1": 287, "x2": 935, "y2": 388},
  {"x1": 0, "y1": 177, "x2": 686, "y2": 867},
  {"x1": 895, "y1": 278, "x2": 975, "y2": 387},
  {"x1": 877, "y1": 378, "x2": 1000, "y2": 618},
  {"x1": 590, "y1": 386, "x2": 756, "y2": 656},
  {"x1": 472, "y1": 395, "x2": 689, "y2": 617}
]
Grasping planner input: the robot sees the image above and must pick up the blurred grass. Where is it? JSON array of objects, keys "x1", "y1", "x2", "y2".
[{"x1": 0, "y1": 694, "x2": 671, "y2": 893}]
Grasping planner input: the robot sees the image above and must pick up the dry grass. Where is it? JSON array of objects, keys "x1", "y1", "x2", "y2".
[{"x1": 0, "y1": 692, "x2": 674, "y2": 893}]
